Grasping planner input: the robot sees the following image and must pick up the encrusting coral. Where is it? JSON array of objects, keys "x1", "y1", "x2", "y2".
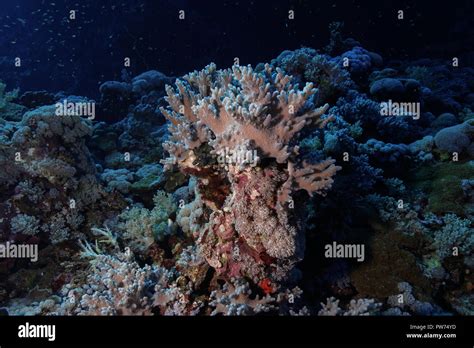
[{"x1": 160, "y1": 63, "x2": 340, "y2": 283}]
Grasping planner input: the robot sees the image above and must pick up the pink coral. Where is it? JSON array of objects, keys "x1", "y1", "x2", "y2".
[{"x1": 161, "y1": 63, "x2": 340, "y2": 284}]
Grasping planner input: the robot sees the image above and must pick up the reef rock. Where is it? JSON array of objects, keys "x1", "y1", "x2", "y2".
[{"x1": 434, "y1": 119, "x2": 474, "y2": 156}]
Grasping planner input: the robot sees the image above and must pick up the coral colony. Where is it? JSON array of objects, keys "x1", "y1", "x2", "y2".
[
  {"x1": 0, "y1": 7, "x2": 473, "y2": 319},
  {"x1": 160, "y1": 64, "x2": 340, "y2": 283}
]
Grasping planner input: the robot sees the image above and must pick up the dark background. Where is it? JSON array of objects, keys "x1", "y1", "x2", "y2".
[{"x1": 0, "y1": 0, "x2": 473, "y2": 97}]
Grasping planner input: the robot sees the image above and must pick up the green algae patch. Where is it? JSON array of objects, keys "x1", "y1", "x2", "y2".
[
  {"x1": 143, "y1": 146, "x2": 164, "y2": 164},
  {"x1": 163, "y1": 170, "x2": 187, "y2": 192},
  {"x1": 130, "y1": 173, "x2": 163, "y2": 193},
  {"x1": 409, "y1": 161, "x2": 474, "y2": 215},
  {"x1": 351, "y1": 222, "x2": 432, "y2": 300}
]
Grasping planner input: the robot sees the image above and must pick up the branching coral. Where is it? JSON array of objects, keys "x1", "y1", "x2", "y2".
[
  {"x1": 153, "y1": 276, "x2": 203, "y2": 316},
  {"x1": 387, "y1": 282, "x2": 442, "y2": 315},
  {"x1": 10, "y1": 214, "x2": 40, "y2": 235},
  {"x1": 434, "y1": 214, "x2": 473, "y2": 260},
  {"x1": 209, "y1": 277, "x2": 305, "y2": 315},
  {"x1": 364, "y1": 194, "x2": 428, "y2": 236},
  {"x1": 318, "y1": 297, "x2": 382, "y2": 316},
  {"x1": 270, "y1": 48, "x2": 354, "y2": 104},
  {"x1": 161, "y1": 63, "x2": 336, "y2": 171},
  {"x1": 160, "y1": 63, "x2": 340, "y2": 283},
  {"x1": 209, "y1": 278, "x2": 276, "y2": 315},
  {"x1": 54, "y1": 252, "x2": 158, "y2": 315}
]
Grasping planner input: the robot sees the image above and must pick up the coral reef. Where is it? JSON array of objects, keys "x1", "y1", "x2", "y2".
[
  {"x1": 0, "y1": 99, "x2": 126, "y2": 304},
  {"x1": 1, "y1": 24, "x2": 473, "y2": 317}
]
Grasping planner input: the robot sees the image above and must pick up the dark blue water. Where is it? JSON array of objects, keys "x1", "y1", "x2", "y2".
[{"x1": 0, "y1": 0, "x2": 472, "y2": 96}]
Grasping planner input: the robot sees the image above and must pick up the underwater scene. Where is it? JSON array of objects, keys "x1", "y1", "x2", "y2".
[{"x1": 0, "y1": 0, "x2": 473, "y2": 320}]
